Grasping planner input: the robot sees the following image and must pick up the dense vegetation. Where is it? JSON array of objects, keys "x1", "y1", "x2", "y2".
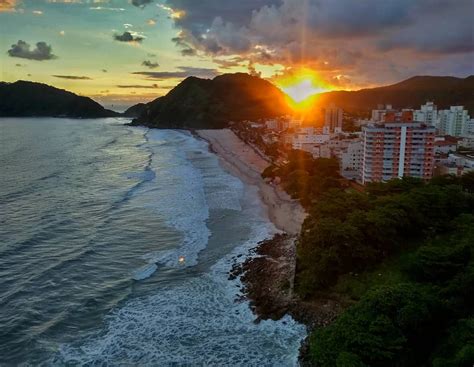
[
  {"x1": 262, "y1": 150, "x2": 343, "y2": 208},
  {"x1": 0, "y1": 81, "x2": 118, "y2": 118},
  {"x1": 267, "y1": 155, "x2": 474, "y2": 366},
  {"x1": 131, "y1": 73, "x2": 290, "y2": 129},
  {"x1": 309, "y1": 215, "x2": 474, "y2": 367}
]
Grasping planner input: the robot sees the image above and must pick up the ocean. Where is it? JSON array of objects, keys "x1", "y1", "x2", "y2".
[{"x1": 0, "y1": 118, "x2": 305, "y2": 366}]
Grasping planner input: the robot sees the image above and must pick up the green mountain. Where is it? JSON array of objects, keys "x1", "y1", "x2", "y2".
[
  {"x1": 317, "y1": 75, "x2": 474, "y2": 114},
  {"x1": 0, "y1": 80, "x2": 119, "y2": 118},
  {"x1": 131, "y1": 73, "x2": 290, "y2": 129}
]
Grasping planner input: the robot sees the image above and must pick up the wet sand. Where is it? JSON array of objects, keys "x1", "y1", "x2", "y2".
[{"x1": 196, "y1": 129, "x2": 306, "y2": 235}]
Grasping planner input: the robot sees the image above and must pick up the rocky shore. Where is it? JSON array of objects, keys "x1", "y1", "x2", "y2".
[
  {"x1": 229, "y1": 233, "x2": 346, "y2": 365},
  {"x1": 198, "y1": 128, "x2": 345, "y2": 365}
]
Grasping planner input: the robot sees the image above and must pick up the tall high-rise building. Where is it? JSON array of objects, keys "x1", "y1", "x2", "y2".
[
  {"x1": 361, "y1": 121, "x2": 435, "y2": 184},
  {"x1": 324, "y1": 104, "x2": 343, "y2": 132},
  {"x1": 437, "y1": 106, "x2": 471, "y2": 137},
  {"x1": 414, "y1": 102, "x2": 438, "y2": 126}
]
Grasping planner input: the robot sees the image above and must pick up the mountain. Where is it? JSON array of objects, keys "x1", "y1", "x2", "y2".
[
  {"x1": 317, "y1": 75, "x2": 474, "y2": 114},
  {"x1": 131, "y1": 73, "x2": 290, "y2": 129},
  {"x1": 0, "y1": 80, "x2": 119, "y2": 118},
  {"x1": 123, "y1": 103, "x2": 147, "y2": 118}
]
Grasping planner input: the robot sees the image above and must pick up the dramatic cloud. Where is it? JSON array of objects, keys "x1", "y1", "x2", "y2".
[
  {"x1": 164, "y1": 0, "x2": 474, "y2": 86},
  {"x1": 117, "y1": 84, "x2": 158, "y2": 88},
  {"x1": 132, "y1": 66, "x2": 218, "y2": 79},
  {"x1": 0, "y1": 0, "x2": 18, "y2": 12},
  {"x1": 52, "y1": 75, "x2": 92, "y2": 80},
  {"x1": 7, "y1": 40, "x2": 56, "y2": 61},
  {"x1": 114, "y1": 31, "x2": 143, "y2": 43},
  {"x1": 131, "y1": 0, "x2": 153, "y2": 8},
  {"x1": 142, "y1": 60, "x2": 159, "y2": 69}
]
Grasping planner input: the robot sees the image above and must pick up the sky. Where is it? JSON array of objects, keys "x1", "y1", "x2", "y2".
[{"x1": 1, "y1": 0, "x2": 473, "y2": 110}]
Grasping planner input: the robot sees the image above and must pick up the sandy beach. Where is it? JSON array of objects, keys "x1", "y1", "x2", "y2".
[{"x1": 196, "y1": 129, "x2": 306, "y2": 235}]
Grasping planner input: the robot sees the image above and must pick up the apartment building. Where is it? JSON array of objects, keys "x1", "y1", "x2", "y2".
[{"x1": 361, "y1": 121, "x2": 436, "y2": 183}]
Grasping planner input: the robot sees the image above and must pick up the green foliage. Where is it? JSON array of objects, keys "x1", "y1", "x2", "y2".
[
  {"x1": 297, "y1": 174, "x2": 474, "y2": 367},
  {"x1": 310, "y1": 284, "x2": 443, "y2": 367},
  {"x1": 296, "y1": 177, "x2": 474, "y2": 298},
  {"x1": 268, "y1": 154, "x2": 342, "y2": 207},
  {"x1": 432, "y1": 319, "x2": 474, "y2": 367}
]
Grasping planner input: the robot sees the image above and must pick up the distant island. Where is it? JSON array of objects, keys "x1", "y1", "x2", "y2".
[{"x1": 0, "y1": 80, "x2": 119, "y2": 118}]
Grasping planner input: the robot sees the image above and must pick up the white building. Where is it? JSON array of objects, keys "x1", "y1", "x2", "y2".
[
  {"x1": 292, "y1": 132, "x2": 330, "y2": 150},
  {"x1": 437, "y1": 153, "x2": 474, "y2": 176},
  {"x1": 414, "y1": 102, "x2": 438, "y2": 126},
  {"x1": 324, "y1": 104, "x2": 343, "y2": 132},
  {"x1": 458, "y1": 137, "x2": 474, "y2": 149},
  {"x1": 341, "y1": 141, "x2": 363, "y2": 179},
  {"x1": 371, "y1": 104, "x2": 395, "y2": 122},
  {"x1": 437, "y1": 106, "x2": 471, "y2": 137}
]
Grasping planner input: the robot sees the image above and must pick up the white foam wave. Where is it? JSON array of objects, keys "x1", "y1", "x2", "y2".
[
  {"x1": 132, "y1": 263, "x2": 158, "y2": 281},
  {"x1": 55, "y1": 225, "x2": 305, "y2": 366}
]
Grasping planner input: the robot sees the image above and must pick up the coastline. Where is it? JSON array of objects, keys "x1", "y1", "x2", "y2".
[
  {"x1": 195, "y1": 129, "x2": 306, "y2": 235},
  {"x1": 196, "y1": 128, "x2": 345, "y2": 365}
]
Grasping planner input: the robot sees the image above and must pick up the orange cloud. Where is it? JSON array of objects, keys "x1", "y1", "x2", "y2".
[{"x1": 0, "y1": 0, "x2": 19, "y2": 12}]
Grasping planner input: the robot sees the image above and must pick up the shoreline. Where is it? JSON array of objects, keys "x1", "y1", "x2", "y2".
[
  {"x1": 195, "y1": 128, "x2": 345, "y2": 365},
  {"x1": 195, "y1": 129, "x2": 306, "y2": 235}
]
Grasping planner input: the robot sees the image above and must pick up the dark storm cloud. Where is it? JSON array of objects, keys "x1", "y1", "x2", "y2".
[
  {"x1": 132, "y1": 66, "x2": 218, "y2": 79},
  {"x1": 7, "y1": 40, "x2": 56, "y2": 61},
  {"x1": 114, "y1": 31, "x2": 143, "y2": 43},
  {"x1": 165, "y1": 0, "x2": 279, "y2": 35},
  {"x1": 131, "y1": 0, "x2": 153, "y2": 8},
  {"x1": 142, "y1": 60, "x2": 159, "y2": 68},
  {"x1": 52, "y1": 75, "x2": 92, "y2": 80}
]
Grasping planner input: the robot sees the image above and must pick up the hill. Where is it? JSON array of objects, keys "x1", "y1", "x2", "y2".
[
  {"x1": 317, "y1": 75, "x2": 474, "y2": 114},
  {"x1": 0, "y1": 80, "x2": 119, "y2": 118},
  {"x1": 131, "y1": 73, "x2": 290, "y2": 129},
  {"x1": 123, "y1": 103, "x2": 147, "y2": 118}
]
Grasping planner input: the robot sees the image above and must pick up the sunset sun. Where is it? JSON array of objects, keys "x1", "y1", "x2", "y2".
[{"x1": 275, "y1": 69, "x2": 334, "y2": 110}]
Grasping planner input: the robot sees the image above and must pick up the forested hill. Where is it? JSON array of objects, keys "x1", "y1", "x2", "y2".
[
  {"x1": 130, "y1": 73, "x2": 290, "y2": 129},
  {"x1": 0, "y1": 81, "x2": 119, "y2": 118},
  {"x1": 317, "y1": 75, "x2": 474, "y2": 114},
  {"x1": 264, "y1": 152, "x2": 474, "y2": 367}
]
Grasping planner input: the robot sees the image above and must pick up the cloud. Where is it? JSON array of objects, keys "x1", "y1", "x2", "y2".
[
  {"x1": 132, "y1": 66, "x2": 219, "y2": 79},
  {"x1": 8, "y1": 40, "x2": 57, "y2": 61},
  {"x1": 213, "y1": 57, "x2": 245, "y2": 69},
  {"x1": 114, "y1": 31, "x2": 143, "y2": 43},
  {"x1": 0, "y1": 0, "x2": 18, "y2": 12},
  {"x1": 142, "y1": 60, "x2": 159, "y2": 68},
  {"x1": 117, "y1": 84, "x2": 159, "y2": 88},
  {"x1": 90, "y1": 6, "x2": 125, "y2": 11},
  {"x1": 131, "y1": 0, "x2": 153, "y2": 8},
  {"x1": 163, "y1": 0, "x2": 474, "y2": 86},
  {"x1": 53, "y1": 75, "x2": 92, "y2": 80}
]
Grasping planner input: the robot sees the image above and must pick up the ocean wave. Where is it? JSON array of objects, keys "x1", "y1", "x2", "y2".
[{"x1": 54, "y1": 224, "x2": 305, "y2": 367}]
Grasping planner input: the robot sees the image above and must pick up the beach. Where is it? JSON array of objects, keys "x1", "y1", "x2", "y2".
[{"x1": 196, "y1": 129, "x2": 306, "y2": 235}]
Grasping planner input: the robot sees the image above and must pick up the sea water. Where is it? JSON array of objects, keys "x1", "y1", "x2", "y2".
[{"x1": 0, "y1": 118, "x2": 306, "y2": 366}]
